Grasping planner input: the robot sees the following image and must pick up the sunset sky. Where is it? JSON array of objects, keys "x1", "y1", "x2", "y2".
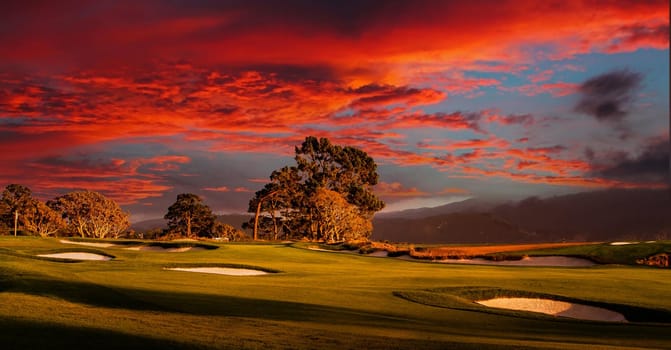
[{"x1": 1, "y1": 0, "x2": 668, "y2": 221}]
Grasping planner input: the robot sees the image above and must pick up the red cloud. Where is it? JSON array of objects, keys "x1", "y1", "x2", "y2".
[
  {"x1": 1, "y1": 154, "x2": 190, "y2": 204},
  {"x1": 528, "y1": 70, "x2": 554, "y2": 83}
]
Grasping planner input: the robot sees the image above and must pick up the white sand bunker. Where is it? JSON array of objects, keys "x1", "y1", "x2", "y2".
[
  {"x1": 165, "y1": 267, "x2": 268, "y2": 276},
  {"x1": 610, "y1": 241, "x2": 638, "y2": 246},
  {"x1": 125, "y1": 246, "x2": 204, "y2": 252},
  {"x1": 60, "y1": 239, "x2": 118, "y2": 248},
  {"x1": 477, "y1": 297, "x2": 627, "y2": 322},
  {"x1": 438, "y1": 256, "x2": 595, "y2": 267},
  {"x1": 38, "y1": 252, "x2": 112, "y2": 261}
]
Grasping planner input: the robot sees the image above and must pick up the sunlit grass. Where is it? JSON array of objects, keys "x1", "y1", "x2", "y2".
[{"x1": 1, "y1": 237, "x2": 670, "y2": 349}]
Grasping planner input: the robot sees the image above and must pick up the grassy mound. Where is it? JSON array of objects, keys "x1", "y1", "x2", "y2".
[
  {"x1": 502, "y1": 241, "x2": 671, "y2": 266},
  {"x1": 394, "y1": 286, "x2": 671, "y2": 323}
]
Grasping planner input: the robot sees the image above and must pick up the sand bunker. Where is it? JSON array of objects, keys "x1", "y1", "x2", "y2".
[
  {"x1": 59, "y1": 239, "x2": 118, "y2": 248},
  {"x1": 477, "y1": 297, "x2": 627, "y2": 322},
  {"x1": 610, "y1": 241, "x2": 638, "y2": 246},
  {"x1": 125, "y1": 246, "x2": 204, "y2": 252},
  {"x1": 165, "y1": 267, "x2": 268, "y2": 276},
  {"x1": 368, "y1": 250, "x2": 389, "y2": 257},
  {"x1": 438, "y1": 256, "x2": 595, "y2": 267},
  {"x1": 37, "y1": 252, "x2": 112, "y2": 261}
]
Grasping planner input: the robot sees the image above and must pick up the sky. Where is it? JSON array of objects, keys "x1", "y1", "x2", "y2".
[{"x1": 1, "y1": 0, "x2": 669, "y2": 222}]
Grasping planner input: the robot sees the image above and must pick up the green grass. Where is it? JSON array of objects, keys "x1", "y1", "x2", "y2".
[
  {"x1": 500, "y1": 241, "x2": 671, "y2": 265},
  {"x1": 1, "y1": 237, "x2": 670, "y2": 349}
]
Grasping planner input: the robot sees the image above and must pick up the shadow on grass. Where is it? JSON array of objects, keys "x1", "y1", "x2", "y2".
[
  {"x1": 0, "y1": 316, "x2": 206, "y2": 350},
  {"x1": 0, "y1": 268, "x2": 420, "y2": 328},
  {"x1": 2, "y1": 271, "x2": 671, "y2": 349}
]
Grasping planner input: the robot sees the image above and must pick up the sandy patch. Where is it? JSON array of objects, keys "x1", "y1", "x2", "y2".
[
  {"x1": 368, "y1": 250, "x2": 389, "y2": 257},
  {"x1": 437, "y1": 256, "x2": 595, "y2": 267},
  {"x1": 610, "y1": 241, "x2": 638, "y2": 245},
  {"x1": 59, "y1": 239, "x2": 117, "y2": 248},
  {"x1": 37, "y1": 252, "x2": 112, "y2": 261},
  {"x1": 476, "y1": 297, "x2": 626, "y2": 322},
  {"x1": 125, "y1": 246, "x2": 204, "y2": 252},
  {"x1": 165, "y1": 267, "x2": 268, "y2": 276}
]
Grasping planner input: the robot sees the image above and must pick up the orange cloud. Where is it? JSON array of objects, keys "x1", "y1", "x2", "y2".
[
  {"x1": 203, "y1": 186, "x2": 230, "y2": 192},
  {"x1": 374, "y1": 182, "x2": 428, "y2": 197}
]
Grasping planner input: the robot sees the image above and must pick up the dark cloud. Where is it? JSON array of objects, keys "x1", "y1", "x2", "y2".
[
  {"x1": 590, "y1": 138, "x2": 669, "y2": 184},
  {"x1": 574, "y1": 69, "x2": 642, "y2": 122},
  {"x1": 348, "y1": 84, "x2": 445, "y2": 109}
]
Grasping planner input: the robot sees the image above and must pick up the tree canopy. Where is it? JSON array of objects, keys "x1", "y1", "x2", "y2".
[
  {"x1": 1, "y1": 184, "x2": 34, "y2": 234},
  {"x1": 164, "y1": 193, "x2": 216, "y2": 238},
  {"x1": 49, "y1": 191, "x2": 130, "y2": 238},
  {"x1": 247, "y1": 136, "x2": 384, "y2": 241},
  {"x1": 1, "y1": 184, "x2": 65, "y2": 236}
]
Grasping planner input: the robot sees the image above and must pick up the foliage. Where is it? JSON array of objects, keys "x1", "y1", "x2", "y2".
[
  {"x1": 311, "y1": 188, "x2": 372, "y2": 242},
  {"x1": 0, "y1": 184, "x2": 34, "y2": 233},
  {"x1": 1, "y1": 184, "x2": 66, "y2": 237},
  {"x1": 164, "y1": 193, "x2": 215, "y2": 238},
  {"x1": 22, "y1": 200, "x2": 66, "y2": 237},
  {"x1": 212, "y1": 222, "x2": 249, "y2": 241},
  {"x1": 49, "y1": 191, "x2": 130, "y2": 239},
  {"x1": 248, "y1": 136, "x2": 384, "y2": 241}
]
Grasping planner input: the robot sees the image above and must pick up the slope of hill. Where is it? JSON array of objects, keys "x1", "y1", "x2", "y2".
[
  {"x1": 132, "y1": 214, "x2": 252, "y2": 233},
  {"x1": 376, "y1": 197, "x2": 497, "y2": 219},
  {"x1": 373, "y1": 189, "x2": 670, "y2": 243},
  {"x1": 491, "y1": 188, "x2": 670, "y2": 241},
  {"x1": 372, "y1": 212, "x2": 531, "y2": 244}
]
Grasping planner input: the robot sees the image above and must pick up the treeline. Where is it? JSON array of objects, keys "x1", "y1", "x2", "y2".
[
  {"x1": 0, "y1": 186, "x2": 245, "y2": 241},
  {"x1": 0, "y1": 185, "x2": 129, "y2": 239},
  {"x1": 1, "y1": 136, "x2": 386, "y2": 243}
]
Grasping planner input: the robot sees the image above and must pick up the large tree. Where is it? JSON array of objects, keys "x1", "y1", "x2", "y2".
[
  {"x1": 22, "y1": 200, "x2": 66, "y2": 237},
  {"x1": 1, "y1": 184, "x2": 35, "y2": 235},
  {"x1": 164, "y1": 193, "x2": 216, "y2": 238},
  {"x1": 248, "y1": 136, "x2": 384, "y2": 241},
  {"x1": 49, "y1": 191, "x2": 130, "y2": 238}
]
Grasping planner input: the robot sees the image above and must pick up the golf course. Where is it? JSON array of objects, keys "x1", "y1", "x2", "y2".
[{"x1": 1, "y1": 237, "x2": 670, "y2": 349}]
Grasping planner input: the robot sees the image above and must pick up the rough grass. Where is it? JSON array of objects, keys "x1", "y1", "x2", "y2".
[{"x1": 1, "y1": 237, "x2": 670, "y2": 349}]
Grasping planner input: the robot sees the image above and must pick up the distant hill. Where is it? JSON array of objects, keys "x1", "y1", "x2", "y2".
[
  {"x1": 373, "y1": 189, "x2": 670, "y2": 243},
  {"x1": 490, "y1": 188, "x2": 670, "y2": 242},
  {"x1": 373, "y1": 212, "x2": 531, "y2": 244},
  {"x1": 132, "y1": 214, "x2": 252, "y2": 233},
  {"x1": 376, "y1": 197, "x2": 497, "y2": 219}
]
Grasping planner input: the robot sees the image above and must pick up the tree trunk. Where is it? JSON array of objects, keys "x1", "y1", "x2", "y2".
[
  {"x1": 186, "y1": 215, "x2": 192, "y2": 237},
  {"x1": 253, "y1": 200, "x2": 262, "y2": 240}
]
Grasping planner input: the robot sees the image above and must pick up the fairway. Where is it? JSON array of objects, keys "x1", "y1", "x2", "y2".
[{"x1": 1, "y1": 237, "x2": 670, "y2": 349}]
